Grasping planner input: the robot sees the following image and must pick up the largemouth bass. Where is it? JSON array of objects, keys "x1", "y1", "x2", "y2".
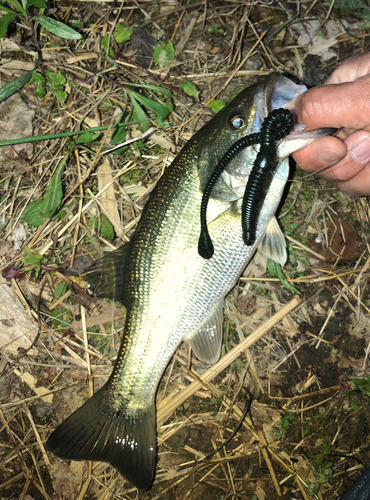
[{"x1": 46, "y1": 73, "x2": 335, "y2": 490}]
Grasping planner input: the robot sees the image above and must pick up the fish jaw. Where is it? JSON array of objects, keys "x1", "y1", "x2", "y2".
[{"x1": 277, "y1": 127, "x2": 337, "y2": 159}]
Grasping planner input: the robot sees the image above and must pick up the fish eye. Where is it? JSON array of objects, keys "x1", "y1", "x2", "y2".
[{"x1": 229, "y1": 114, "x2": 246, "y2": 130}]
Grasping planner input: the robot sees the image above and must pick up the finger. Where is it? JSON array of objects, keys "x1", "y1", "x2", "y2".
[
  {"x1": 327, "y1": 53, "x2": 370, "y2": 84},
  {"x1": 292, "y1": 136, "x2": 347, "y2": 173},
  {"x1": 338, "y1": 164, "x2": 370, "y2": 196},
  {"x1": 293, "y1": 131, "x2": 370, "y2": 194},
  {"x1": 293, "y1": 75, "x2": 370, "y2": 131},
  {"x1": 316, "y1": 131, "x2": 370, "y2": 182}
]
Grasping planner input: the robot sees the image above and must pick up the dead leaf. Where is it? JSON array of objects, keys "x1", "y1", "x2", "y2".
[
  {"x1": 96, "y1": 158, "x2": 123, "y2": 237},
  {"x1": 0, "y1": 93, "x2": 35, "y2": 172},
  {"x1": 0, "y1": 276, "x2": 38, "y2": 355},
  {"x1": 14, "y1": 368, "x2": 53, "y2": 403}
]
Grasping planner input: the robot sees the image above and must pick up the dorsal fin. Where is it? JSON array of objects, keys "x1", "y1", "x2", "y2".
[{"x1": 86, "y1": 244, "x2": 129, "y2": 305}]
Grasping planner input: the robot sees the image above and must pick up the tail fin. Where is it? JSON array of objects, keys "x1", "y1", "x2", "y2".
[{"x1": 46, "y1": 386, "x2": 156, "y2": 490}]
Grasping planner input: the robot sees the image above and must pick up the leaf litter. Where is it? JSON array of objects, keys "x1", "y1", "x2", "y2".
[{"x1": 0, "y1": 1, "x2": 370, "y2": 499}]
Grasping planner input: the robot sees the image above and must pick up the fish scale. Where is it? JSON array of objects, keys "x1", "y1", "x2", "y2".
[{"x1": 46, "y1": 73, "x2": 335, "y2": 490}]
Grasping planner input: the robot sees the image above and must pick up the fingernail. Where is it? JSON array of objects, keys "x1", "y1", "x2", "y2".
[
  {"x1": 317, "y1": 149, "x2": 344, "y2": 166},
  {"x1": 350, "y1": 136, "x2": 370, "y2": 161},
  {"x1": 294, "y1": 123, "x2": 307, "y2": 132}
]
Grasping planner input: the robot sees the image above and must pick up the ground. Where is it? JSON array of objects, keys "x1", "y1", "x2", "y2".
[{"x1": 0, "y1": 1, "x2": 370, "y2": 499}]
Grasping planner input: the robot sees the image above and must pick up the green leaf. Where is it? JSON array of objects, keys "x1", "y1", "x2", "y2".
[
  {"x1": 111, "y1": 113, "x2": 128, "y2": 154},
  {"x1": 75, "y1": 132, "x2": 100, "y2": 144},
  {"x1": 165, "y1": 100, "x2": 174, "y2": 113},
  {"x1": 0, "y1": 3, "x2": 16, "y2": 13},
  {"x1": 316, "y1": 473, "x2": 329, "y2": 484},
  {"x1": 46, "y1": 70, "x2": 56, "y2": 82},
  {"x1": 32, "y1": 71, "x2": 45, "y2": 84},
  {"x1": 114, "y1": 23, "x2": 133, "y2": 43},
  {"x1": 54, "y1": 71, "x2": 66, "y2": 85},
  {"x1": 281, "y1": 417, "x2": 291, "y2": 430},
  {"x1": 100, "y1": 34, "x2": 115, "y2": 58},
  {"x1": 128, "y1": 92, "x2": 150, "y2": 132},
  {"x1": 275, "y1": 262, "x2": 300, "y2": 294},
  {"x1": 22, "y1": 246, "x2": 44, "y2": 266},
  {"x1": 0, "y1": 12, "x2": 19, "y2": 38},
  {"x1": 112, "y1": 119, "x2": 127, "y2": 144},
  {"x1": 21, "y1": 199, "x2": 48, "y2": 226},
  {"x1": 44, "y1": 163, "x2": 64, "y2": 217},
  {"x1": 124, "y1": 82, "x2": 172, "y2": 100},
  {"x1": 331, "y1": 0, "x2": 367, "y2": 11},
  {"x1": 56, "y1": 209, "x2": 66, "y2": 219},
  {"x1": 268, "y1": 258, "x2": 277, "y2": 278},
  {"x1": 27, "y1": 0, "x2": 47, "y2": 7},
  {"x1": 353, "y1": 378, "x2": 366, "y2": 386},
  {"x1": 208, "y1": 26, "x2": 224, "y2": 34},
  {"x1": 208, "y1": 100, "x2": 225, "y2": 113},
  {"x1": 153, "y1": 41, "x2": 174, "y2": 68},
  {"x1": 359, "y1": 8, "x2": 370, "y2": 29},
  {"x1": 288, "y1": 245, "x2": 310, "y2": 266},
  {"x1": 112, "y1": 118, "x2": 127, "y2": 143},
  {"x1": 22, "y1": 163, "x2": 65, "y2": 226},
  {"x1": 55, "y1": 90, "x2": 68, "y2": 102},
  {"x1": 0, "y1": 66, "x2": 35, "y2": 103},
  {"x1": 180, "y1": 79, "x2": 200, "y2": 98},
  {"x1": 33, "y1": 15, "x2": 83, "y2": 40},
  {"x1": 22, "y1": 246, "x2": 44, "y2": 277},
  {"x1": 100, "y1": 214, "x2": 115, "y2": 240},
  {"x1": 307, "y1": 483, "x2": 319, "y2": 496},
  {"x1": 35, "y1": 85, "x2": 46, "y2": 97},
  {"x1": 323, "y1": 467, "x2": 333, "y2": 477},
  {"x1": 51, "y1": 308, "x2": 73, "y2": 330},
  {"x1": 54, "y1": 281, "x2": 68, "y2": 298},
  {"x1": 313, "y1": 455, "x2": 324, "y2": 468},
  {"x1": 5, "y1": 0, "x2": 25, "y2": 14},
  {"x1": 130, "y1": 90, "x2": 170, "y2": 119},
  {"x1": 320, "y1": 444, "x2": 331, "y2": 455},
  {"x1": 71, "y1": 20, "x2": 84, "y2": 29}
]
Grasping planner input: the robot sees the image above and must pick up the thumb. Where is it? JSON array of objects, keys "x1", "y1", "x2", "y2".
[{"x1": 294, "y1": 74, "x2": 370, "y2": 131}]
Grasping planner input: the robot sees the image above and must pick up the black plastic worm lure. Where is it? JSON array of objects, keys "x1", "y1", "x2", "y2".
[
  {"x1": 198, "y1": 108, "x2": 294, "y2": 259},
  {"x1": 242, "y1": 108, "x2": 294, "y2": 246}
]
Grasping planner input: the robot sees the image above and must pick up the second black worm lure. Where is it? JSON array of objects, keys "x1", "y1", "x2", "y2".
[{"x1": 198, "y1": 108, "x2": 294, "y2": 259}]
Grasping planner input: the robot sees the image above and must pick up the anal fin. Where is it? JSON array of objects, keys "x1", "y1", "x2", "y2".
[
  {"x1": 184, "y1": 300, "x2": 224, "y2": 364},
  {"x1": 258, "y1": 216, "x2": 287, "y2": 266}
]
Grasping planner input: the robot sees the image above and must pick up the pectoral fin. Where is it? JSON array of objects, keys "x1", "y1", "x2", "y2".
[
  {"x1": 184, "y1": 300, "x2": 224, "y2": 364},
  {"x1": 258, "y1": 217, "x2": 287, "y2": 266}
]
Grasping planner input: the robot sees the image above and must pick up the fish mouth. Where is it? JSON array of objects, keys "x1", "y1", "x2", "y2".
[
  {"x1": 251, "y1": 73, "x2": 308, "y2": 132},
  {"x1": 257, "y1": 73, "x2": 337, "y2": 158}
]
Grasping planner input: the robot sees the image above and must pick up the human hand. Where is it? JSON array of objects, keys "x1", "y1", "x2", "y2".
[{"x1": 291, "y1": 53, "x2": 370, "y2": 196}]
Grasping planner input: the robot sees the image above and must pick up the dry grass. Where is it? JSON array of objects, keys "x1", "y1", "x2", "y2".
[{"x1": 1, "y1": 1, "x2": 370, "y2": 499}]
